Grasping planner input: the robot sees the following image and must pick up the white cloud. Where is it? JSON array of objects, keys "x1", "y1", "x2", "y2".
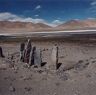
[
  {"x1": 0, "y1": 12, "x2": 63, "y2": 27},
  {"x1": 73, "y1": 19, "x2": 79, "y2": 21},
  {"x1": 35, "y1": 5, "x2": 41, "y2": 10},
  {"x1": 89, "y1": 1, "x2": 96, "y2": 13},
  {"x1": 52, "y1": 20, "x2": 63, "y2": 26},
  {"x1": 0, "y1": 12, "x2": 47, "y2": 24},
  {"x1": 91, "y1": 1, "x2": 96, "y2": 6},
  {"x1": 87, "y1": 18, "x2": 96, "y2": 20},
  {"x1": 35, "y1": 14, "x2": 39, "y2": 17},
  {"x1": 0, "y1": 12, "x2": 21, "y2": 21}
]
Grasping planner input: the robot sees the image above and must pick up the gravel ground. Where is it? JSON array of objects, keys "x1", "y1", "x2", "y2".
[{"x1": 0, "y1": 40, "x2": 96, "y2": 95}]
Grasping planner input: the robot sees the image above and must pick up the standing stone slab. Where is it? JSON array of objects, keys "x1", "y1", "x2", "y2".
[
  {"x1": 20, "y1": 43, "x2": 25, "y2": 62},
  {"x1": 34, "y1": 48, "x2": 42, "y2": 67},
  {"x1": 0, "y1": 46, "x2": 5, "y2": 58},
  {"x1": 51, "y1": 46, "x2": 58, "y2": 70},
  {"x1": 24, "y1": 39, "x2": 32, "y2": 64},
  {"x1": 29, "y1": 46, "x2": 36, "y2": 66}
]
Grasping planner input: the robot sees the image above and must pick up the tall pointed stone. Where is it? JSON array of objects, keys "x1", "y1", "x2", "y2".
[
  {"x1": 29, "y1": 46, "x2": 36, "y2": 66},
  {"x1": 24, "y1": 39, "x2": 32, "y2": 64},
  {"x1": 20, "y1": 42, "x2": 25, "y2": 62},
  {"x1": 34, "y1": 48, "x2": 42, "y2": 67},
  {"x1": 51, "y1": 45, "x2": 58, "y2": 70}
]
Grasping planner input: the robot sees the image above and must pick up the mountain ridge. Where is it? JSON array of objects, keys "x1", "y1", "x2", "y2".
[{"x1": 0, "y1": 19, "x2": 96, "y2": 32}]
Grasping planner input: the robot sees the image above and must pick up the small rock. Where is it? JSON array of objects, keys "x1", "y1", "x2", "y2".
[
  {"x1": 24, "y1": 77, "x2": 32, "y2": 81},
  {"x1": 43, "y1": 49, "x2": 46, "y2": 51},
  {"x1": 86, "y1": 74, "x2": 91, "y2": 78},
  {"x1": 34, "y1": 65, "x2": 38, "y2": 68},
  {"x1": 92, "y1": 60, "x2": 96, "y2": 63},
  {"x1": 23, "y1": 63, "x2": 29, "y2": 68},
  {"x1": 4, "y1": 76, "x2": 9, "y2": 80},
  {"x1": 9, "y1": 63, "x2": 15, "y2": 68},
  {"x1": 24, "y1": 87, "x2": 32, "y2": 92},
  {"x1": 78, "y1": 60, "x2": 83, "y2": 63},
  {"x1": 53, "y1": 92, "x2": 57, "y2": 95},
  {"x1": 55, "y1": 82, "x2": 60, "y2": 86},
  {"x1": 37, "y1": 70, "x2": 44, "y2": 74},
  {"x1": 57, "y1": 71, "x2": 69, "y2": 81},
  {"x1": 60, "y1": 74, "x2": 69, "y2": 81},
  {"x1": 74, "y1": 61, "x2": 89, "y2": 70},
  {"x1": 14, "y1": 70, "x2": 18, "y2": 74},
  {"x1": 9, "y1": 86, "x2": 15, "y2": 92}
]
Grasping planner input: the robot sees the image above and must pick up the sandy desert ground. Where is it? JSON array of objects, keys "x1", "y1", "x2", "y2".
[{"x1": 0, "y1": 40, "x2": 96, "y2": 95}]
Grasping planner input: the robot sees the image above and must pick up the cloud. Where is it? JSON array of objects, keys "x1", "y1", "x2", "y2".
[
  {"x1": 0, "y1": 12, "x2": 63, "y2": 27},
  {"x1": 0, "y1": 12, "x2": 21, "y2": 21},
  {"x1": 52, "y1": 20, "x2": 63, "y2": 26},
  {"x1": 0, "y1": 12, "x2": 46, "y2": 23},
  {"x1": 35, "y1": 14, "x2": 39, "y2": 17},
  {"x1": 91, "y1": 1, "x2": 96, "y2": 6},
  {"x1": 87, "y1": 17, "x2": 96, "y2": 20},
  {"x1": 89, "y1": 1, "x2": 96, "y2": 13},
  {"x1": 35, "y1": 5, "x2": 41, "y2": 10}
]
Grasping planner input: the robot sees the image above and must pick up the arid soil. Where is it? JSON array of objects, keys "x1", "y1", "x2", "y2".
[{"x1": 0, "y1": 41, "x2": 96, "y2": 95}]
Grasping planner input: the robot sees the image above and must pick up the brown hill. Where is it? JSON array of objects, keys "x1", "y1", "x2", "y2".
[
  {"x1": 57, "y1": 19, "x2": 96, "y2": 29},
  {"x1": 0, "y1": 21, "x2": 52, "y2": 32},
  {"x1": 82, "y1": 19, "x2": 96, "y2": 27},
  {"x1": 0, "y1": 19, "x2": 96, "y2": 33},
  {"x1": 34, "y1": 23, "x2": 52, "y2": 29}
]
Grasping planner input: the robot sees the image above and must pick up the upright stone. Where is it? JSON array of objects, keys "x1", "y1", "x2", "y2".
[
  {"x1": 34, "y1": 48, "x2": 42, "y2": 67},
  {"x1": 51, "y1": 45, "x2": 58, "y2": 70},
  {"x1": 24, "y1": 39, "x2": 32, "y2": 64},
  {"x1": 20, "y1": 42, "x2": 25, "y2": 62},
  {"x1": 0, "y1": 46, "x2": 5, "y2": 58},
  {"x1": 29, "y1": 46, "x2": 36, "y2": 66}
]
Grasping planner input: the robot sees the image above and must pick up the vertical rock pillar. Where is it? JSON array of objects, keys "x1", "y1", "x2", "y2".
[
  {"x1": 51, "y1": 45, "x2": 58, "y2": 70},
  {"x1": 29, "y1": 46, "x2": 36, "y2": 66},
  {"x1": 24, "y1": 39, "x2": 32, "y2": 64},
  {"x1": 34, "y1": 48, "x2": 42, "y2": 67},
  {"x1": 20, "y1": 43, "x2": 25, "y2": 62},
  {"x1": 0, "y1": 46, "x2": 5, "y2": 58}
]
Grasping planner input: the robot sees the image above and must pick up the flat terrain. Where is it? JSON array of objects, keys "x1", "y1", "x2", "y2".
[
  {"x1": 1, "y1": 30, "x2": 96, "y2": 42},
  {"x1": 0, "y1": 40, "x2": 96, "y2": 95}
]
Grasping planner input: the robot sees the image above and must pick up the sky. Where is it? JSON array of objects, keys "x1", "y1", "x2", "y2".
[{"x1": 0, "y1": 0, "x2": 96, "y2": 26}]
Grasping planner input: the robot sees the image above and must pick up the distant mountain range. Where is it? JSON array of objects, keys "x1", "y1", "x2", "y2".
[
  {"x1": 0, "y1": 19, "x2": 96, "y2": 33},
  {"x1": 0, "y1": 21, "x2": 51, "y2": 29},
  {"x1": 57, "y1": 19, "x2": 96, "y2": 30}
]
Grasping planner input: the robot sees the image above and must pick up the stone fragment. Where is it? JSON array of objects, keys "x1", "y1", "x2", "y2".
[{"x1": 9, "y1": 86, "x2": 15, "y2": 92}]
